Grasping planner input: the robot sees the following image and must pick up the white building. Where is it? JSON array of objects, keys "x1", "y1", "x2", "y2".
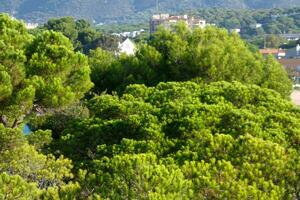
[
  {"x1": 230, "y1": 28, "x2": 241, "y2": 34},
  {"x1": 280, "y1": 33, "x2": 300, "y2": 41},
  {"x1": 25, "y1": 23, "x2": 39, "y2": 29},
  {"x1": 150, "y1": 14, "x2": 207, "y2": 34},
  {"x1": 117, "y1": 38, "x2": 136, "y2": 56},
  {"x1": 256, "y1": 23, "x2": 262, "y2": 28}
]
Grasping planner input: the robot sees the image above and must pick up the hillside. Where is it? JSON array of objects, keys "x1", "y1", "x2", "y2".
[{"x1": 1, "y1": 0, "x2": 300, "y2": 23}]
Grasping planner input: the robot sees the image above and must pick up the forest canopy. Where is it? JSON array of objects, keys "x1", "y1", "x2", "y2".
[
  {"x1": 0, "y1": 14, "x2": 298, "y2": 199},
  {"x1": 4, "y1": 81, "x2": 299, "y2": 199},
  {"x1": 0, "y1": 14, "x2": 93, "y2": 128},
  {"x1": 89, "y1": 23, "x2": 292, "y2": 97}
]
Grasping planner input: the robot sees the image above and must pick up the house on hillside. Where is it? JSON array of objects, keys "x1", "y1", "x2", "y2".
[
  {"x1": 25, "y1": 23, "x2": 38, "y2": 29},
  {"x1": 117, "y1": 38, "x2": 136, "y2": 56},
  {"x1": 285, "y1": 44, "x2": 300, "y2": 59},
  {"x1": 150, "y1": 14, "x2": 207, "y2": 34},
  {"x1": 259, "y1": 48, "x2": 286, "y2": 59},
  {"x1": 112, "y1": 29, "x2": 145, "y2": 39},
  {"x1": 256, "y1": 23, "x2": 262, "y2": 28},
  {"x1": 279, "y1": 33, "x2": 300, "y2": 41},
  {"x1": 230, "y1": 28, "x2": 241, "y2": 34}
]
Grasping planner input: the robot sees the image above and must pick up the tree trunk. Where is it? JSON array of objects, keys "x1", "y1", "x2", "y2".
[
  {"x1": 0, "y1": 115, "x2": 22, "y2": 128},
  {"x1": 0, "y1": 115, "x2": 9, "y2": 128},
  {"x1": 11, "y1": 118, "x2": 21, "y2": 128}
]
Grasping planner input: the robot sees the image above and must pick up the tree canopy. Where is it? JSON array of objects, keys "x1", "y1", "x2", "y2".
[
  {"x1": 0, "y1": 14, "x2": 297, "y2": 199},
  {"x1": 43, "y1": 17, "x2": 120, "y2": 53},
  {"x1": 0, "y1": 14, "x2": 93, "y2": 128},
  {"x1": 89, "y1": 24, "x2": 291, "y2": 97},
  {"x1": 52, "y1": 81, "x2": 300, "y2": 199}
]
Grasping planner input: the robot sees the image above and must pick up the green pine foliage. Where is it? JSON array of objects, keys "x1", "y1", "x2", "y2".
[
  {"x1": 0, "y1": 14, "x2": 298, "y2": 199},
  {"x1": 42, "y1": 17, "x2": 121, "y2": 53},
  {"x1": 55, "y1": 81, "x2": 300, "y2": 199},
  {"x1": 89, "y1": 24, "x2": 292, "y2": 97},
  {"x1": 0, "y1": 14, "x2": 93, "y2": 128}
]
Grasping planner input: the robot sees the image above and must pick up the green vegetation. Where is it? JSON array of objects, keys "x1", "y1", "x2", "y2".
[
  {"x1": 36, "y1": 6, "x2": 300, "y2": 49},
  {"x1": 193, "y1": 8, "x2": 300, "y2": 36},
  {"x1": 4, "y1": 0, "x2": 300, "y2": 49},
  {"x1": 0, "y1": 14, "x2": 299, "y2": 199},
  {"x1": 56, "y1": 81, "x2": 300, "y2": 199},
  {"x1": 2, "y1": 0, "x2": 300, "y2": 24},
  {"x1": 189, "y1": 7, "x2": 300, "y2": 48},
  {"x1": 0, "y1": 14, "x2": 93, "y2": 128},
  {"x1": 89, "y1": 7, "x2": 300, "y2": 48},
  {"x1": 42, "y1": 17, "x2": 121, "y2": 53},
  {"x1": 89, "y1": 24, "x2": 291, "y2": 96}
]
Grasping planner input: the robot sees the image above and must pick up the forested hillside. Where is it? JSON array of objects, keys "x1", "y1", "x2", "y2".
[
  {"x1": 1, "y1": 0, "x2": 300, "y2": 23},
  {"x1": 94, "y1": 7, "x2": 300, "y2": 48},
  {"x1": 192, "y1": 7, "x2": 300, "y2": 48}
]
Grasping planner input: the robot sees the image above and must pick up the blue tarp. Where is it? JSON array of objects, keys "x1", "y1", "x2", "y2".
[{"x1": 23, "y1": 124, "x2": 31, "y2": 135}]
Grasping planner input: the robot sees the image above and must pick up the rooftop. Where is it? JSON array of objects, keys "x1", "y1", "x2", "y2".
[
  {"x1": 259, "y1": 48, "x2": 286, "y2": 54},
  {"x1": 278, "y1": 58, "x2": 300, "y2": 68}
]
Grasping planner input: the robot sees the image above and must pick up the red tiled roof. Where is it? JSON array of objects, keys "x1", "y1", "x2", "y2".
[
  {"x1": 259, "y1": 48, "x2": 285, "y2": 54},
  {"x1": 278, "y1": 59, "x2": 300, "y2": 69}
]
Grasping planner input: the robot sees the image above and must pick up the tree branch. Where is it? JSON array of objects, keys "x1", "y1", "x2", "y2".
[
  {"x1": 0, "y1": 115, "x2": 9, "y2": 128},
  {"x1": 11, "y1": 118, "x2": 22, "y2": 129}
]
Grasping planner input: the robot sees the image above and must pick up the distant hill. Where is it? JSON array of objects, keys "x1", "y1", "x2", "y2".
[{"x1": 1, "y1": 0, "x2": 300, "y2": 24}]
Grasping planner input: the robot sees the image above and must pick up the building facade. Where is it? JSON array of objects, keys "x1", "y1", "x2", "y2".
[
  {"x1": 150, "y1": 14, "x2": 206, "y2": 34},
  {"x1": 279, "y1": 33, "x2": 300, "y2": 41},
  {"x1": 259, "y1": 48, "x2": 286, "y2": 59},
  {"x1": 117, "y1": 38, "x2": 136, "y2": 56}
]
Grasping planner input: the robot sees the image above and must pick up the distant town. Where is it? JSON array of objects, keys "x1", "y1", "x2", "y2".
[{"x1": 19, "y1": 12, "x2": 300, "y2": 86}]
